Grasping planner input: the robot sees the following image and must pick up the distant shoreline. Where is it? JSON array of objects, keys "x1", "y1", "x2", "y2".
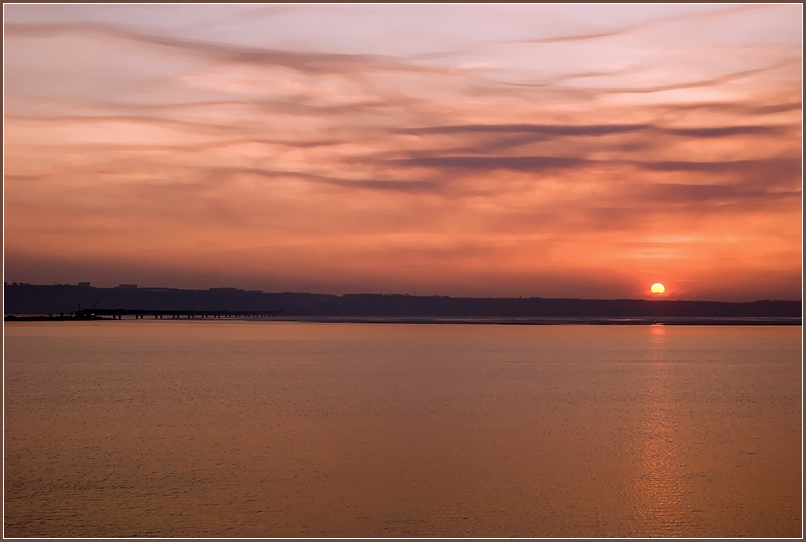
[
  {"x1": 5, "y1": 284, "x2": 801, "y2": 321},
  {"x1": 4, "y1": 315, "x2": 802, "y2": 326}
]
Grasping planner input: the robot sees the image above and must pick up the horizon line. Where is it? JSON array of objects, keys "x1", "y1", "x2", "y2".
[{"x1": 4, "y1": 281, "x2": 802, "y2": 305}]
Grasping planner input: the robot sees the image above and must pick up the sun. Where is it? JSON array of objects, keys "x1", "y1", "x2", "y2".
[{"x1": 650, "y1": 283, "x2": 665, "y2": 294}]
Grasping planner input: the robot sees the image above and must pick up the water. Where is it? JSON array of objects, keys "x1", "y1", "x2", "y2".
[{"x1": 3, "y1": 321, "x2": 802, "y2": 537}]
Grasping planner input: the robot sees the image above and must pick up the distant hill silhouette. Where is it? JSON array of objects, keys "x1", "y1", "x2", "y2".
[{"x1": 3, "y1": 282, "x2": 801, "y2": 318}]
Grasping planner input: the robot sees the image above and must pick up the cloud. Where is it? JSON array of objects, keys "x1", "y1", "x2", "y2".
[
  {"x1": 5, "y1": 22, "x2": 452, "y2": 76},
  {"x1": 599, "y1": 59, "x2": 801, "y2": 95},
  {"x1": 388, "y1": 155, "x2": 590, "y2": 172},
  {"x1": 633, "y1": 157, "x2": 800, "y2": 176},
  {"x1": 515, "y1": 4, "x2": 773, "y2": 45},
  {"x1": 396, "y1": 122, "x2": 790, "y2": 138},
  {"x1": 637, "y1": 182, "x2": 800, "y2": 206},
  {"x1": 658, "y1": 100, "x2": 802, "y2": 116},
  {"x1": 505, "y1": 59, "x2": 801, "y2": 97},
  {"x1": 6, "y1": 113, "x2": 238, "y2": 135},
  {"x1": 397, "y1": 123, "x2": 652, "y2": 136}
]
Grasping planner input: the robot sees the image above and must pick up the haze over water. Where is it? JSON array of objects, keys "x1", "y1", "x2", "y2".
[{"x1": 3, "y1": 321, "x2": 801, "y2": 537}]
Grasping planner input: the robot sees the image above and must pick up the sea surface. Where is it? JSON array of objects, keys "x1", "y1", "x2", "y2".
[{"x1": 3, "y1": 321, "x2": 802, "y2": 538}]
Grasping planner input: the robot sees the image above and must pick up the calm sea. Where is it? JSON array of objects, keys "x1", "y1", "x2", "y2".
[{"x1": 3, "y1": 321, "x2": 802, "y2": 538}]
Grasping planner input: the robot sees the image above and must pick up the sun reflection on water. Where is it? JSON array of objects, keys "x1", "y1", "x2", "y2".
[{"x1": 629, "y1": 325, "x2": 693, "y2": 537}]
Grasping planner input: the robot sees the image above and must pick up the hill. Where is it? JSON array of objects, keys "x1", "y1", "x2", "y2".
[{"x1": 3, "y1": 283, "x2": 801, "y2": 318}]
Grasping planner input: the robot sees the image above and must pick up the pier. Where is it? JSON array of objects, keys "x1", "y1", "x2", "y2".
[{"x1": 74, "y1": 308, "x2": 284, "y2": 320}]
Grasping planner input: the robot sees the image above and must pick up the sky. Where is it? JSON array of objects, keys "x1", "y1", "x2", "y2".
[{"x1": 3, "y1": 4, "x2": 802, "y2": 301}]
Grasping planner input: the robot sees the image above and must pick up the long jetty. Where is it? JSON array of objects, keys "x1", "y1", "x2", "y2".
[{"x1": 75, "y1": 308, "x2": 284, "y2": 320}]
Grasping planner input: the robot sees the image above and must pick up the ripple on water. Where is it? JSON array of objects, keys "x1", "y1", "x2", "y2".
[{"x1": 3, "y1": 323, "x2": 802, "y2": 537}]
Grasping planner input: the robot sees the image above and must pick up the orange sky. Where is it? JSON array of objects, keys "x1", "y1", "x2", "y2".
[{"x1": 3, "y1": 5, "x2": 802, "y2": 301}]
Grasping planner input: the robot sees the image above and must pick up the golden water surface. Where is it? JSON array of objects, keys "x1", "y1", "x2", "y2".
[{"x1": 3, "y1": 322, "x2": 802, "y2": 537}]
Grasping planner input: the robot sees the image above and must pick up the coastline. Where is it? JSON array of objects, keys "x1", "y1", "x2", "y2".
[{"x1": 4, "y1": 315, "x2": 802, "y2": 326}]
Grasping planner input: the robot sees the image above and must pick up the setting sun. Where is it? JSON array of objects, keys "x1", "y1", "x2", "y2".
[{"x1": 651, "y1": 283, "x2": 666, "y2": 294}]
